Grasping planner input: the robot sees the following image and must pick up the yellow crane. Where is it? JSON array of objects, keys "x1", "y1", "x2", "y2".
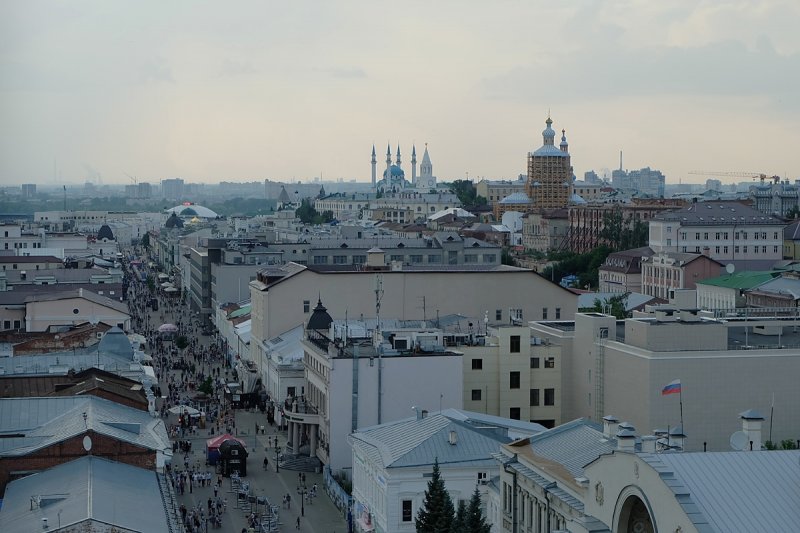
[{"x1": 689, "y1": 171, "x2": 779, "y2": 183}]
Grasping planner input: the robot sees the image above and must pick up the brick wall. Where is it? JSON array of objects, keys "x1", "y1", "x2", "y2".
[{"x1": 0, "y1": 431, "x2": 156, "y2": 492}]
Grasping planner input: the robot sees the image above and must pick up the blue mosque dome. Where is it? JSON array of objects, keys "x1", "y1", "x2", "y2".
[{"x1": 383, "y1": 164, "x2": 405, "y2": 179}]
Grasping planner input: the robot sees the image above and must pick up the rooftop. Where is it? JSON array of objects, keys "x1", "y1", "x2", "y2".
[
  {"x1": 653, "y1": 201, "x2": 784, "y2": 226},
  {"x1": 696, "y1": 270, "x2": 779, "y2": 289}
]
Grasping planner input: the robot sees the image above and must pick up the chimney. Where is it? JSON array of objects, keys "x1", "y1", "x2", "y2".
[
  {"x1": 616, "y1": 426, "x2": 637, "y2": 452},
  {"x1": 668, "y1": 425, "x2": 686, "y2": 450},
  {"x1": 448, "y1": 430, "x2": 457, "y2": 445},
  {"x1": 740, "y1": 409, "x2": 765, "y2": 451},
  {"x1": 702, "y1": 246, "x2": 710, "y2": 257},
  {"x1": 641, "y1": 435, "x2": 658, "y2": 453},
  {"x1": 413, "y1": 406, "x2": 422, "y2": 420},
  {"x1": 602, "y1": 415, "x2": 619, "y2": 439}
]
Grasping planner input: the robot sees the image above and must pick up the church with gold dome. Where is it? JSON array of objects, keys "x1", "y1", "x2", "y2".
[{"x1": 371, "y1": 143, "x2": 437, "y2": 192}]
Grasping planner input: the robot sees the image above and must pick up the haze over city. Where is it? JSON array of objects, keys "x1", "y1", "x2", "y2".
[{"x1": 2, "y1": 0, "x2": 799, "y2": 185}]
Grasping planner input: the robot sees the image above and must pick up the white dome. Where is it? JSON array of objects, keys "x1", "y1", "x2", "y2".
[{"x1": 166, "y1": 204, "x2": 219, "y2": 218}]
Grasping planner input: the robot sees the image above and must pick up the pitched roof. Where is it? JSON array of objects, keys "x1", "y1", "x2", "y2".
[
  {"x1": 522, "y1": 418, "x2": 616, "y2": 479},
  {"x1": 653, "y1": 201, "x2": 784, "y2": 225},
  {"x1": 24, "y1": 288, "x2": 130, "y2": 315},
  {"x1": 351, "y1": 409, "x2": 544, "y2": 470},
  {"x1": 0, "y1": 456, "x2": 173, "y2": 533},
  {"x1": 785, "y1": 219, "x2": 800, "y2": 240},
  {"x1": 0, "y1": 396, "x2": 169, "y2": 457},
  {"x1": 696, "y1": 270, "x2": 779, "y2": 289},
  {"x1": 652, "y1": 451, "x2": 800, "y2": 533},
  {"x1": 0, "y1": 256, "x2": 62, "y2": 264}
]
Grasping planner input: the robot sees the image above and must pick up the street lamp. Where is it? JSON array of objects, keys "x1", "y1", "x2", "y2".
[
  {"x1": 275, "y1": 445, "x2": 281, "y2": 473},
  {"x1": 301, "y1": 486, "x2": 307, "y2": 517}
]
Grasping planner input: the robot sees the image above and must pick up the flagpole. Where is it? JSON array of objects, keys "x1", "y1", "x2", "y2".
[
  {"x1": 679, "y1": 385, "x2": 684, "y2": 434},
  {"x1": 769, "y1": 393, "x2": 775, "y2": 445}
]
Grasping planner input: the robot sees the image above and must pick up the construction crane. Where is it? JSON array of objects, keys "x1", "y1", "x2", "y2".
[
  {"x1": 689, "y1": 171, "x2": 779, "y2": 183},
  {"x1": 125, "y1": 172, "x2": 138, "y2": 186}
]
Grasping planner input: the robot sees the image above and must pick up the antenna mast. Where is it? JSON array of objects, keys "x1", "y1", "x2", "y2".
[{"x1": 375, "y1": 274, "x2": 384, "y2": 333}]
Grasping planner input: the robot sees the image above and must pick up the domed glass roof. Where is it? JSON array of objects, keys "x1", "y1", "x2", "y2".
[
  {"x1": 167, "y1": 204, "x2": 219, "y2": 218},
  {"x1": 307, "y1": 298, "x2": 333, "y2": 331},
  {"x1": 97, "y1": 224, "x2": 114, "y2": 241}
]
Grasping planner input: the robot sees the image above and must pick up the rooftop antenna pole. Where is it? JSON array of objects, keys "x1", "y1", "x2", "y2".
[
  {"x1": 63, "y1": 185, "x2": 67, "y2": 211},
  {"x1": 619, "y1": 150, "x2": 623, "y2": 172}
]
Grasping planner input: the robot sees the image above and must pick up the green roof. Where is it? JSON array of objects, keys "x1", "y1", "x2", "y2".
[
  {"x1": 229, "y1": 304, "x2": 251, "y2": 319},
  {"x1": 697, "y1": 271, "x2": 779, "y2": 289}
]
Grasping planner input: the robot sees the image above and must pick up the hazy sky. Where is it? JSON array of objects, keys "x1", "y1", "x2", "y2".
[{"x1": 2, "y1": 0, "x2": 799, "y2": 186}]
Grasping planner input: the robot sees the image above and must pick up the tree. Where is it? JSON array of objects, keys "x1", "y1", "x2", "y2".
[
  {"x1": 786, "y1": 205, "x2": 800, "y2": 219},
  {"x1": 447, "y1": 180, "x2": 486, "y2": 208},
  {"x1": 451, "y1": 500, "x2": 467, "y2": 533},
  {"x1": 140, "y1": 232, "x2": 151, "y2": 249},
  {"x1": 501, "y1": 248, "x2": 517, "y2": 266},
  {"x1": 415, "y1": 459, "x2": 454, "y2": 532},
  {"x1": 599, "y1": 207, "x2": 648, "y2": 251},
  {"x1": 591, "y1": 292, "x2": 629, "y2": 319},
  {"x1": 464, "y1": 486, "x2": 491, "y2": 533}
]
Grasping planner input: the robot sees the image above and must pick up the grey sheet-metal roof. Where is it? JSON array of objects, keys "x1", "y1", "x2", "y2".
[
  {"x1": 0, "y1": 456, "x2": 171, "y2": 533},
  {"x1": 0, "y1": 396, "x2": 169, "y2": 457},
  {"x1": 655, "y1": 451, "x2": 800, "y2": 533},
  {"x1": 351, "y1": 409, "x2": 544, "y2": 470},
  {"x1": 527, "y1": 419, "x2": 617, "y2": 478}
]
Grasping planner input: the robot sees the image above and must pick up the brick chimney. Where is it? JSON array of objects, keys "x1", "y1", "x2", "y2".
[{"x1": 602, "y1": 415, "x2": 619, "y2": 439}]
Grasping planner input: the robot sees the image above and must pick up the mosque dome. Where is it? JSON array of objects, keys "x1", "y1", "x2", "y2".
[
  {"x1": 307, "y1": 298, "x2": 333, "y2": 332},
  {"x1": 383, "y1": 165, "x2": 405, "y2": 179},
  {"x1": 97, "y1": 224, "x2": 114, "y2": 241}
]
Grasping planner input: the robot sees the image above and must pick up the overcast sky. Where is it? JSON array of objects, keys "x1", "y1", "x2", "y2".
[{"x1": 1, "y1": 0, "x2": 798, "y2": 186}]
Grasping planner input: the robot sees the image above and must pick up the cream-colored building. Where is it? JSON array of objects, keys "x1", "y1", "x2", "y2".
[
  {"x1": 248, "y1": 256, "x2": 579, "y2": 355},
  {"x1": 461, "y1": 325, "x2": 562, "y2": 428},
  {"x1": 24, "y1": 288, "x2": 131, "y2": 332},
  {"x1": 527, "y1": 310, "x2": 800, "y2": 452}
]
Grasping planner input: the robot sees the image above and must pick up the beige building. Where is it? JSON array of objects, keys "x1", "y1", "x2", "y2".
[
  {"x1": 528, "y1": 310, "x2": 800, "y2": 452},
  {"x1": 461, "y1": 325, "x2": 562, "y2": 428},
  {"x1": 248, "y1": 257, "x2": 579, "y2": 352},
  {"x1": 640, "y1": 251, "x2": 723, "y2": 300},
  {"x1": 24, "y1": 289, "x2": 131, "y2": 332},
  {"x1": 598, "y1": 246, "x2": 654, "y2": 293},
  {"x1": 475, "y1": 178, "x2": 526, "y2": 207},
  {"x1": 521, "y1": 209, "x2": 569, "y2": 253}
]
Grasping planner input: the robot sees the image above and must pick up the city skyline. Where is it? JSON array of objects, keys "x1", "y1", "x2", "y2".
[{"x1": 1, "y1": 1, "x2": 799, "y2": 186}]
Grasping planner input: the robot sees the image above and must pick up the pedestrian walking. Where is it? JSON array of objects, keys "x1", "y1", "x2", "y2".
[{"x1": 296, "y1": 516, "x2": 300, "y2": 529}]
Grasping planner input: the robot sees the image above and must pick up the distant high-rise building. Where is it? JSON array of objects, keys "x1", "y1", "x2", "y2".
[
  {"x1": 20, "y1": 184, "x2": 36, "y2": 198},
  {"x1": 161, "y1": 178, "x2": 185, "y2": 200},
  {"x1": 583, "y1": 170, "x2": 602, "y2": 184},
  {"x1": 612, "y1": 167, "x2": 665, "y2": 197},
  {"x1": 526, "y1": 116, "x2": 573, "y2": 209}
]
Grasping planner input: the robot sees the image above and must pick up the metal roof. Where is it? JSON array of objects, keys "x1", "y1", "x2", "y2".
[
  {"x1": 696, "y1": 270, "x2": 778, "y2": 289},
  {"x1": 351, "y1": 409, "x2": 544, "y2": 470},
  {"x1": 654, "y1": 451, "x2": 800, "y2": 533},
  {"x1": 526, "y1": 419, "x2": 617, "y2": 478},
  {"x1": 0, "y1": 396, "x2": 170, "y2": 457},
  {"x1": 0, "y1": 456, "x2": 172, "y2": 533}
]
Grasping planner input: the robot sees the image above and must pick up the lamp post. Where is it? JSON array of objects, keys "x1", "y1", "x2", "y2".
[
  {"x1": 275, "y1": 445, "x2": 281, "y2": 473},
  {"x1": 301, "y1": 486, "x2": 307, "y2": 517}
]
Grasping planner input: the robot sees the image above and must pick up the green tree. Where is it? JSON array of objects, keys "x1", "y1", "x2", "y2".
[
  {"x1": 175, "y1": 336, "x2": 189, "y2": 350},
  {"x1": 501, "y1": 248, "x2": 517, "y2": 266},
  {"x1": 198, "y1": 377, "x2": 213, "y2": 395},
  {"x1": 464, "y1": 486, "x2": 491, "y2": 533},
  {"x1": 140, "y1": 232, "x2": 151, "y2": 249},
  {"x1": 590, "y1": 293, "x2": 630, "y2": 319},
  {"x1": 599, "y1": 207, "x2": 648, "y2": 251},
  {"x1": 786, "y1": 205, "x2": 800, "y2": 219},
  {"x1": 415, "y1": 459, "x2": 454, "y2": 533},
  {"x1": 451, "y1": 500, "x2": 467, "y2": 533}
]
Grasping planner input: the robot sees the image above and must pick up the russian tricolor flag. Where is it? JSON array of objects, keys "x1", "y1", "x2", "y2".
[{"x1": 662, "y1": 379, "x2": 681, "y2": 396}]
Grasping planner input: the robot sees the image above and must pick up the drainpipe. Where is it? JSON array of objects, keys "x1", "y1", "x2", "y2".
[
  {"x1": 544, "y1": 481, "x2": 557, "y2": 532},
  {"x1": 502, "y1": 454, "x2": 519, "y2": 533}
]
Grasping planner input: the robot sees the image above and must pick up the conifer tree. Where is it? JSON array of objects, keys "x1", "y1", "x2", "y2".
[
  {"x1": 451, "y1": 499, "x2": 467, "y2": 533},
  {"x1": 415, "y1": 458, "x2": 454, "y2": 532},
  {"x1": 465, "y1": 485, "x2": 491, "y2": 533}
]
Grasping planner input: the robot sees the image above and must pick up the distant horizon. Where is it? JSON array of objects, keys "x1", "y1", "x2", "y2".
[{"x1": 2, "y1": 2, "x2": 798, "y2": 187}]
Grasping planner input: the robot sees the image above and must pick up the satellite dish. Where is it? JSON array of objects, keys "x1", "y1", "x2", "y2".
[
  {"x1": 83, "y1": 435, "x2": 93, "y2": 452},
  {"x1": 729, "y1": 430, "x2": 748, "y2": 451},
  {"x1": 726, "y1": 263, "x2": 735, "y2": 274}
]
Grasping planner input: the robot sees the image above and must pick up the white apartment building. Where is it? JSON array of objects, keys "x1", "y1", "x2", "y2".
[
  {"x1": 461, "y1": 325, "x2": 562, "y2": 428},
  {"x1": 648, "y1": 201, "x2": 785, "y2": 268},
  {"x1": 297, "y1": 306, "x2": 464, "y2": 472},
  {"x1": 349, "y1": 409, "x2": 544, "y2": 533}
]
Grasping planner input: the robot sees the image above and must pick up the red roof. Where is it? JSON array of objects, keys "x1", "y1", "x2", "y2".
[{"x1": 206, "y1": 433, "x2": 247, "y2": 449}]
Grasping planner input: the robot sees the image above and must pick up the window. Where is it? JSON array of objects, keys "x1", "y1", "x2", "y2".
[
  {"x1": 353, "y1": 255, "x2": 366, "y2": 264},
  {"x1": 303, "y1": 300, "x2": 310, "y2": 313},
  {"x1": 774, "y1": 232, "x2": 779, "y2": 239},
  {"x1": 471, "y1": 359, "x2": 483, "y2": 370},
  {"x1": 544, "y1": 356, "x2": 555, "y2": 368},
  {"x1": 390, "y1": 254, "x2": 403, "y2": 262},
  {"x1": 754, "y1": 246, "x2": 759, "y2": 254},
  {"x1": 703, "y1": 233, "x2": 708, "y2": 240},
  {"x1": 754, "y1": 232, "x2": 759, "y2": 240},
  {"x1": 509, "y1": 407, "x2": 521, "y2": 420},
  {"x1": 666, "y1": 239, "x2": 672, "y2": 246},
  {"x1": 530, "y1": 389, "x2": 540, "y2": 406},
  {"x1": 483, "y1": 254, "x2": 496, "y2": 263},
  {"x1": 464, "y1": 254, "x2": 478, "y2": 263},
  {"x1": 774, "y1": 246, "x2": 779, "y2": 253},
  {"x1": 695, "y1": 232, "x2": 700, "y2": 239},
  {"x1": 428, "y1": 255, "x2": 441, "y2": 263},
  {"x1": 666, "y1": 226, "x2": 672, "y2": 233},
  {"x1": 555, "y1": 308, "x2": 561, "y2": 319},
  {"x1": 743, "y1": 246, "x2": 748, "y2": 253},
  {"x1": 544, "y1": 388, "x2": 555, "y2": 406},
  {"x1": 312, "y1": 255, "x2": 328, "y2": 265},
  {"x1": 735, "y1": 246, "x2": 740, "y2": 253},
  {"x1": 510, "y1": 371, "x2": 520, "y2": 389},
  {"x1": 715, "y1": 246, "x2": 720, "y2": 254},
  {"x1": 471, "y1": 389, "x2": 482, "y2": 401},
  {"x1": 333, "y1": 255, "x2": 348, "y2": 264},
  {"x1": 763, "y1": 246, "x2": 767, "y2": 254},
  {"x1": 530, "y1": 357, "x2": 540, "y2": 369},
  {"x1": 510, "y1": 335, "x2": 521, "y2": 353},
  {"x1": 542, "y1": 307, "x2": 548, "y2": 320},
  {"x1": 715, "y1": 232, "x2": 720, "y2": 240},
  {"x1": 410, "y1": 255, "x2": 423, "y2": 264},
  {"x1": 402, "y1": 500, "x2": 413, "y2": 522},
  {"x1": 723, "y1": 246, "x2": 728, "y2": 254},
  {"x1": 496, "y1": 309, "x2": 502, "y2": 321}
]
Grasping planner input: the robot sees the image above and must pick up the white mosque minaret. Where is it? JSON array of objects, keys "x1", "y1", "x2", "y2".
[{"x1": 372, "y1": 143, "x2": 436, "y2": 192}]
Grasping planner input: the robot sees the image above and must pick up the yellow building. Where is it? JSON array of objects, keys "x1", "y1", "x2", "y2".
[{"x1": 526, "y1": 116, "x2": 573, "y2": 209}]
